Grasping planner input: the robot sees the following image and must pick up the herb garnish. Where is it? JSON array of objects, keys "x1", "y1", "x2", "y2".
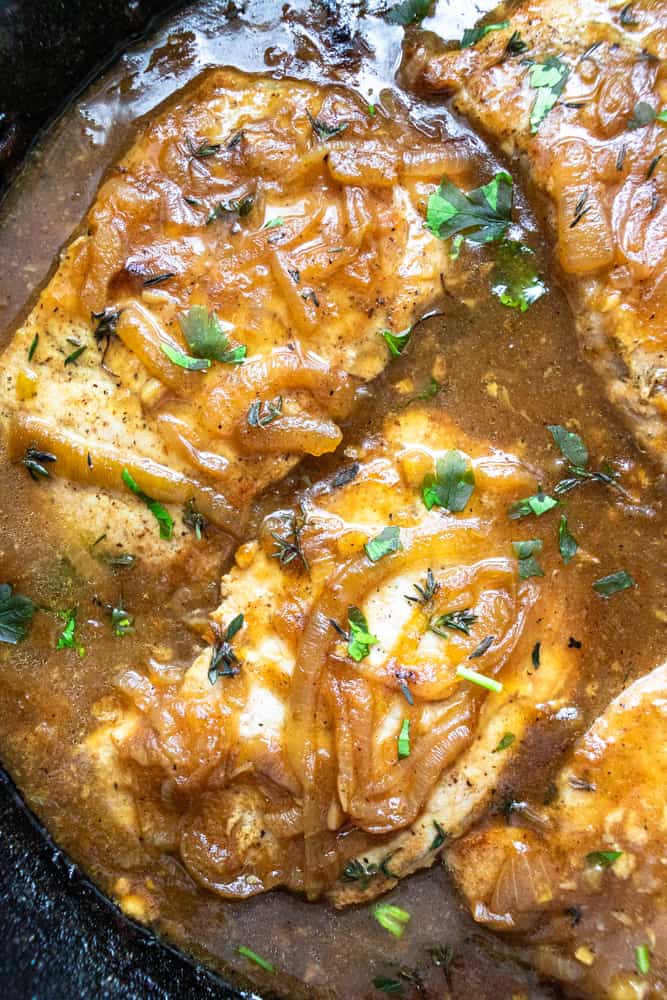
[
  {"x1": 528, "y1": 56, "x2": 570, "y2": 133},
  {"x1": 493, "y1": 732, "x2": 515, "y2": 752},
  {"x1": 429, "y1": 944, "x2": 454, "y2": 970},
  {"x1": 178, "y1": 305, "x2": 246, "y2": 364},
  {"x1": 647, "y1": 154, "x2": 662, "y2": 179},
  {"x1": 620, "y1": 2, "x2": 638, "y2": 25},
  {"x1": 237, "y1": 945, "x2": 275, "y2": 974},
  {"x1": 429, "y1": 608, "x2": 476, "y2": 637},
  {"x1": 271, "y1": 506, "x2": 309, "y2": 571},
  {"x1": 160, "y1": 342, "x2": 211, "y2": 370},
  {"x1": 490, "y1": 240, "x2": 547, "y2": 311},
  {"x1": 558, "y1": 513, "x2": 577, "y2": 564},
  {"x1": 422, "y1": 450, "x2": 475, "y2": 512},
  {"x1": 469, "y1": 635, "x2": 495, "y2": 659},
  {"x1": 430, "y1": 819, "x2": 447, "y2": 850},
  {"x1": 64, "y1": 343, "x2": 87, "y2": 366},
  {"x1": 347, "y1": 606, "x2": 378, "y2": 662},
  {"x1": 405, "y1": 569, "x2": 439, "y2": 604},
  {"x1": 570, "y1": 190, "x2": 591, "y2": 228},
  {"x1": 56, "y1": 607, "x2": 84, "y2": 656},
  {"x1": 247, "y1": 395, "x2": 283, "y2": 428},
  {"x1": 121, "y1": 468, "x2": 174, "y2": 540},
  {"x1": 505, "y1": 30, "x2": 527, "y2": 56},
  {"x1": 0, "y1": 584, "x2": 35, "y2": 644},
  {"x1": 509, "y1": 488, "x2": 557, "y2": 519},
  {"x1": 143, "y1": 272, "x2": 174, "y2": 287},
  {"x1": 22, "y1": 447, "x2": 56, "y2": 481},
  {"x1": 331, "y1": 463, "x2": 359, "y2": 488},
  {"x1": 306, "y1": 108, "x2": 349, "y2": 142},
  {"x1": 262, "y1": 216, "x2": 285, "y2": 230},
  {"x1": 592, "y1": 570, "x2": 635, "y2": 597},
  {"x1": 28, "y1": 333, "x2": 39, "y2": 362},
  {"x1": 635, "y1": 944, "x2": 651, "y2": 976},
  {"x1": 548, "y1": 424, "x2": 588, "y2": 466},
  {"x1": 383, "y1": 0, "x2": 430, "y2": 26},
  {"x1": 627, "y1": 102, "x2": 667, "y2": 130},
  {"x1": 373, "y1": 903, "x2": 411, "y2": 938},
  {"x1": 190, "y1": 140, "x2": 221, "y2": 158},
  {"x1": 342, "y1": 857, "x2": 379, "y2": 888},
  {"x1": 381, "y1": 326, "x2": 412, "y2": 356},
  {"x1": 93, "y1": 308, "x2": 121, "y2": 366},
  {"x1": 512, "y1": 538, "x2": 544, "y2": 579},
  {"x1": 426, "y1": 171, "x2": 513, "y2": 244},
  {"x1": 207, "y1": 194, "x2": 254, "y2": 224},
  {"x1": 616, "y1": 144, "x2": 627, "y2": 171},
  {"x1": 456, "y1": 664, "x2": 502, "y2": 692},
  {"x1": 460, "y1": 20, "x2": 509, "y2": 48},
  {"x1": 183, "y1": 498, "x2": 207, "y2": 540},
  {"x1": 399, "y1": 681, "x2": 414, "y2": 705},
  {"x1": 372, "y1": 978, "x2": 404, "y2": 996},
  {"x1": 365, "y1": 526, "x2": 402, "y2": 563},
  {"x1": 209, "y1": 614, "x2": 244, "y2": 684},
  {"x1": 531, "y1": 641, "x2": 541, "y2": 668},
  {"x1": 397, "y1": 718, "x2": 411, "y2": 759},
  {"x1": 585, "y1": 849, "x2": 622, "y2": 868},
  {"x1": 109, "y1": 603, "x2": 134, "y2": 637}
]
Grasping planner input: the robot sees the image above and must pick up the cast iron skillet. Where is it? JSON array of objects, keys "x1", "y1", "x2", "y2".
[{"x1": 0, "y1": 4, "x2": 261, "y2": 996}]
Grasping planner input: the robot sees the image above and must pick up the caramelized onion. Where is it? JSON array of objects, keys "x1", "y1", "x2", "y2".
[{"x1": 238, "y1": 413, "x2": 343, "y2": 456}]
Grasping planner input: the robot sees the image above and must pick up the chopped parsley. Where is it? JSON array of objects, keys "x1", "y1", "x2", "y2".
[
  {"x1": 121, "y1": 468, "x2": 174, "y2": 540},
  {"x1": 460, "y1": 20, "x2": 509, "y2": 48},
  {"x1": 381, "y1": 326, "x2": 412, "y2": 357},
  {"x1": 531, "y1": 641, "x2": 541, "y2": 668},
  {"x1": 331, "y1": 463, "x2": 359, "y2": 488},
  {"x1": 627, "y1": 101, "x2": 666, "y2": 130},
  {"x1": 429, "y1": 608, "x2": 476, "y2": 637},
  {"x1": 505, "y1": 30, "x2": 527, "y2": 56},
  {"x1": 373, "y1": 903, "x2": 411, "y2": 938},
  {"x1": 421, "y1": 450, "x2": 475, "y2": 512},
  {"x1": 365, "y1": 526, "x2": 402, "y2": 562},
  {"x1": 635, "y1": 944, "x2": 651, "y2": 976},
  {"x1": 183, "y1": 498, "x2": 207, "y2": 541},
  {"x1": 347, "y1": 606, "x2": 378, "y2": 661},
  {"x1": 261, "y1": 216, "x2": 285, "y2": 230},
  {"x1": 592, "y1": 570, "x2": 635, "y2": 597},
  {"x1": 160, "y1": 342, "x2": 211, "y2": 371},
  {"x1": 22, "y1": 447, "x2": 56, "y2": 481},
  {"x1": 490, "y1": 240, "x2": 547, "y2": 311},
  {"x1": 585, "y1": 849, "x2": 622, "y2": 868},
  {"x1": 237, "y1": 945, "x2": 275, "y2": 974},
  {"x1": 247, "y1": 395, "x2": 283, "y2": 427},
  {"x1": 372, "y1": 978, "x2": 404, "y2": 995},
  {"x1": 548, "y1": 424, "x2": 588, "y2": 466},
  {"x1": 570, "y1": 189, "x2": 591, "y2": 229},
  {"x1": 509, "y1": 489, "x2": 558, "y2": 519},
  {"x1": 493, "y1": 732, "x2": 515, "y2": 752},
  {"x1": 528, "y1": 56, "x2": 570, "y2": 133},
  {"x1": 512, "y1": 538, "x2": 544, "y2": 579},
  {"x1": 456, "y1": 664, "x2": 502, "y2": 692},
  {"x1": 110, "y1": 604, "x2": 134, "y2": 637},
  {"x1": 56, "y1": 607, "x2": 84, "y2": 656},
  {"x1": 426, "y1": 171, "x2": 513, "y2": 244},
  {"x1": 209, "y1": 614, "x2": 244, "y2": 684},
  {"x1": 383, "y1": 0, "x2": 430, "y2": 26},
  {"x1": 405, "y1": 569, "x2": 439, "y2": 604},
  {"x1": 430, "y1": 819, "x2": 447, "y2": 850},
  {"x1": 178, "y1": 305, "x2": 246, "y2": 365},
  {"x1": 0, "y1": 584, "x2": 36, "y2": 644},
  {"x1": 306, "y1": 108, "x2": 349, "y2": 142},
  {"x1": 397, "y1": 718, "x2": 411, "y2": 759},
  {"x1": 558, "y1": 514, "x2": 577, "y2": 564},
  {"x1": 620, "y1": 3, "x2": 638, "y2": 25},
  {"x1": 342, "y1": 857, "x2": 379, "y2": 887}
]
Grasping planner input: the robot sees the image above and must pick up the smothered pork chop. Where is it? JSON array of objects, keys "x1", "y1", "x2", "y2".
[
  {"x1": 0, "y1": 67, "x2": 459, "y2": 552},
  {"x1": 84, "y1": 405, "x2": 578, "y2": 910},
  {"x1": 403, "y1": 0, "x2": 667, "y2": 460}
]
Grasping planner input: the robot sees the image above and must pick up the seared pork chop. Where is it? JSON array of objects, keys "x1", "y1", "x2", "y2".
[{"x1": 403, "y1": 0, "x2": 667, "y2": 461}]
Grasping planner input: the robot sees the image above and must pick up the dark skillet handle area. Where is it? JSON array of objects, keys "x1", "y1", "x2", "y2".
[{"x1": 0, "y1": 6, "x2": 245, "y2": 996}]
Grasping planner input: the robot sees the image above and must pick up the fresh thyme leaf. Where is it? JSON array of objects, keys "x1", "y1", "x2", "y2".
[
  {"x1": 585, "y1": 849, "x2": 622, "y2": 868},
  {"x1": 64, "y1": 344, "x2": 87, "y2": 366},
  {"x1": 207, "y1": 194, "x2": 255, "y2": 224},
  {"x1": 178, "y1": 305, "x2": 246, "y2": 364},
  {"x1": 121, "y1": 468, "x2": 174, "y2": 540},
  {"x1": 22, "y1": 447, "x2": 56, "y2": 481},
  {"x1": 512, "y1": 538, "x2": 544, "y2": 579},
  {"x1": 460, "y1": 20, "x2": 509, "y2": 48},
  {"x1": 493, "y1": 732, "x2": 515, "y2": 752},
  {"x1": 373, "y1": 903, "x2": 411, "y2": 938},
  {"x1": 569, "y1": 189, "x2": 591, "y2": 228},
  {"x1": 426, "y1": 171, "x2": 513, "y2": 244},
  {"x1": 306, "y1": 108, "x2": 349, "y2": 142},
  {"x1": 383, "y1": 0, "x2": 430, "y2": 26},
  {"x1": 592, "y1": 570, "x2": 635, "y2": 597},
  {"x1": 183, "y1": 498, "x2": 207, "y2": 541},
  {"x1": 430, "y1": 819, "x2": 447, "y2": 850},
  {"x1": 627, "y1": 101, "x2": 658, "y2": 129},
  {"x1": 490, "y1": 240, "x2": 547, "y2": 311},
  {"x1": 620, "y1": 2, "x2": 638, "y2": 25},
  {"x1": 262, "y1": 216, "x2": 285, "y2": 230},
  {"x1": 92, "y1": 308, "x2": 121, "y2": 366},
  {"x1": 190, "y1": 140, "x2": 221, "y2": 158},
  {"x1": 617, "y1": 144, "x2": 627, "y2": 171},
  {"x1": 331, "y1": 463, "x2": 359, "y2": 488},
  {"x1": 247, "y1": 395, "x2": 283, "y2": 428},
  {"x1": 271, "y1": 507, "x2": 309, "y2": 571},
  {"x1": 658, "y1": 109, "x2": 667, "y2": 123},
  {"x1": 381, "y1": 326, "x2": 412, "y2": 357},
  {"x1": 405, "y1": 568, "x2": 439, "y2": 604},
  {"x1": 548, "y1": 424, "x2": 589, "y2": 467},
  {"x1": 110, "y1": 604, "x2": 134, "y2": 637},
  {"x1": 160, "y1": 342, "x2": 211, "y2": 371},
  {"x1": 209, "y1": 614, "x2": 244, "y2": 684},
  {"x1": 143, "y1": 272, "x2": 174, "y2": 287},
  {"x1": 28, "y1": 333, "x2": 39, "y2": 362},
  {"x1": 365, "y1": 526, "x2": 402, "y2": 563},
  {"x1": 237, "y1": 946, "x2": 275, "y2": 974},
  {"x1": 0, "y1": 584, "x2": 36, "y2": 644},
  {"x1": 558, "y1": 513, "x2": 578, "y2": 564},
  {"x1": 532, "y1": 641, "x2": 541, "y2": 668},
  {"x1": 341, "y1": 857, "x2": 379, "y2": 887},
  {"x1": 429, "y1": 608, "x2": 476, "y2": 637},
  {"x1": 347, "y1": 606, "x2": 378, "y2": 662},
  {"x1": 528, "y1": 56, "x2": 570, "y2": 133},
  {"x1": 647, "y1": 154, "x2": 662, "y2": 179},
  {"x1": 399, "y1": 681, "x2": 414, "y2": 705},
  {"x1": 372, "y1": 978, "x2": 404, "y2": 995},
  {"x1": 413, "y1": 376, "x2": 440, "y2": 402},
  {"x1": 509, "y1": 489, "x2": 558, "y2": 519},
  {"x1": 421, "y1": 450, "x2": 475, "y2": 512},
  {"x1": 469, "y1": 635, "x2": 495, "y2": 659},
  {"x1": 397, "y1": 718, "x2": 411, "y2": 759},
  {"x1": 505, "y1": 30, "x2": 527, "y2": 56}
]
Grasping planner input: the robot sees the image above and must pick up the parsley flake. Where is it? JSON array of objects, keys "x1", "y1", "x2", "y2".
[
  {"x1": 121, "y1": 468, "x2": 174, "y2": 540},
  {"x1": 160, "y1": 342, "x2": 211, "y2": 371},
  {"x1": 548, "y1": 424, "x2": 588, "y2": 467},
  {"x1": 178, "y1": 306, "x2": 246, "y2": 365},
  {"x1": 490, "y1": 240, "x2": 547, "y2": 311},
  {"x1": 593, "y1": 570, "x2": 635, "y2": 597},
  {"x1": 421, "y1": 450, "x2": 475, "y2": 512},
  {"x1": 397, "y1": 718, "x2": 411, "y2": 759},
  {"x1": 558, "y1": 513, "x2": 578, "y2": 564},
  {"x1": 365, "y1": 526, "x2": 402, "y2": 562},
  {"x1": 460, "y1": 20, "x2": 509, "y2": 48},
  {"x1": 585, "y1": 849, "x2": 622, "y2": 868},
  {"x1": 381, "y1": 326, "x2": 412, "y2": 357},
  {"x1": 512, "y1": 538, "x2": 544, "y2": 579},
  {"x1": 0, "y1": 584, "x2": 35, "y2": 644},
  {"x1": 347, "y1": 606, "x2": 378, "y2": 662},
  {"x1": 426, "y1": 171, "x2": 513, "y2": 244},
  {"x1": 493, "y1": 732, "x2": 515, "y2": 752},
  {"x1": 528, "y1": 56, "x2": 570, "y2": 133},
  {"x1": 383, "y1": 0, "x2": 430, "y2": 26}
]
